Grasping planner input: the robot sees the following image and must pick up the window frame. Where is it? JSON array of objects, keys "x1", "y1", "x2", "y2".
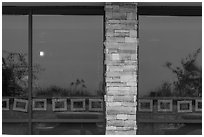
[
  {"x1": 2, "y1": 3, "x2": 202, "y2": 135},
  {"x1": 138, "y1": 6, "x2": 202, "y2": 16}
]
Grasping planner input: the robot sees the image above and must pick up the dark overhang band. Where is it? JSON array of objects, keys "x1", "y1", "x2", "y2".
[
  {"x1": 2, "y1": 6, "x2": 202, "y2": 16},
  {"x1": 2, "y1": 6, "x2": 105, "y2": 15},
  {"x1": 138, "y1": 6, "x2": 202, "y2": 16}
]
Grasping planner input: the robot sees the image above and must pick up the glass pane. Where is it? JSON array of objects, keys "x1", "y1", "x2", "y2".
[
  {"x1": 2, "y1": 15, "x2": 28, "y2": 122},
  {"x1": 138, "y1": 16, "x2": 202, "y2": 135},
  {"x1": 33, "y1": 15, "x2": 103, "y2": 98},
  {"x1": 32, "y1": 15, "x2": 105, "y2": 135},
  {"x1": 139, "y1": 16, "x2": 202, "y2": 98}
]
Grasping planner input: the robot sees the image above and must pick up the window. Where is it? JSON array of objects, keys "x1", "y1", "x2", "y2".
[
  {"x1": 138, "y1": 13, "x2": 202, "y2": 135},
  {"x1": 139, "y1": 16, "x2": 202, "y2": 97},
  {"x1": 2, "y1": 6, "x2": 105, "y2": 135},
  {"x1": 32, "y1": 15, "x2": 104, "y2": 97}
]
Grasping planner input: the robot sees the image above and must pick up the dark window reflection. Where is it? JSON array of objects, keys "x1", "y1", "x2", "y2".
[
  {"x1": 2, "y1": 15, "x2": 28, "y2": 97},
  {"x1": 32, "y1": 15, "x2": 105, "y2": 135},
  {"x1": 139, "y1": 16, "x2": 202, "y2": 97},
  {"x1": 33, "y1": 15, "x2": 104, "y2": 97},
  {"x1": 2, "y1": 15, "x2": 29, "y2": 134},
  {"x1": 138, "y1": 16, "x2": 202, "y2": 135},
  {"x1": 2, "y1": 14, "x2": 104, "y2": 135}
]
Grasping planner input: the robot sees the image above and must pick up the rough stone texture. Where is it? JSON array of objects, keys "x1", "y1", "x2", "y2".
[{"x1": 105, "y1": 2, "x2": 138, "y2": 135}]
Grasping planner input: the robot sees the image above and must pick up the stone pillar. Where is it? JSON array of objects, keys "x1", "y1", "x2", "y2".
[{"x1": 104, "y1": 2, "x2": 138, "y2": 135}]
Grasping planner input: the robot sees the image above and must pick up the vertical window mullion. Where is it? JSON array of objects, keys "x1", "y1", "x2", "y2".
[
  {"x1": 103, "y1": 13, "x2": 106, "y2": 134},
  {"x1": 28, "y1": 9, "x2": 33, "y2": 135}
]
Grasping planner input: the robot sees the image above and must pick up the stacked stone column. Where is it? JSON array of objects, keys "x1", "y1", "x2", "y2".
[{"x1": 104, "y1": 2, "x2": 138, "y2": 135}]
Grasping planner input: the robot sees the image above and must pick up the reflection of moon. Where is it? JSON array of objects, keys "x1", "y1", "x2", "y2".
[{"x1": 40, "y1": 51, "x2": 45, "y2": 57}]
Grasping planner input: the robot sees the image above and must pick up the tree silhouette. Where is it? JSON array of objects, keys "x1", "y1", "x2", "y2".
[
  {"x1": 165, "y1": 48, "x2": 202, "y2": 97},
  {"x1": 2, "y1": 51, "x2": 43, "y2": 97},
  {"x1": 149, "y1": 82, "x2": 172, "y2": 97},
  {"x1": 148, "y1": 48, "x2": 201, "y2": 97}
]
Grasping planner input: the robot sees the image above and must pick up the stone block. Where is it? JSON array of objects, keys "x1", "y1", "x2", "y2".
[
  {"x1": 113, "y1": 95, "x2": 134, "y2": 102},
  {"x1": 122, "y1": 102, "x2": 137, "y2": 107},
  {"x1": 131, "y1": 54, "x2": 137, "y2": 60},
  {"x1": 106, "y1": 82, "x2": 127, "y2": 87},
  {"x1": 125, "y1": 37, "x2": 137, "y2": 43},
  {"x1": 127, "y1": 12, "x2": 137, "y2": 20},
  {"x1": 114, "y1": 29, "x2": 129, "y2": 33},
  {"x1": 106, "y1": 106, "x2": 136, "y2": 115},
  {"x1": 114, "y1": 32, "x2": 129, "y2": 37},
  {"x1": 107, "y1": 20, "x2": 137, "y2": 25},
  {"x1": 107, "y1": 102, "x2": 122, "y2": 107},
  {"x1": 106, "y1": 95, "x2": 114, "y2": 102},
  {"x1": 119, "y1": 50, "x2": 136, "y2": 54},
  {"x1": 105, "y1": 41, "x2": 120, "y2": 48},
  {"x1": 106, "y1": 89, "x2": 136, "y2": 96},
  {"x1": 116, "y1": 130, "x2": 137, "y2": 135},
  {"x1": 106, "y1": 31, "x2": 114, "y2": 37},
  {"x1": 121, "y1": 20, "x2": 137, "y2": 24},
  {"x1": 120, "y1": 75, "x2": 136, "y2": 82},
  {"x1": 111, "y1": 86, "x2": 135, "y2": 91},
  {"x1": 120, "y1": 55, "x2": 132, "y2": 61},
  {"x1": 106, "y1": 126, "x2": 117, "y2": 130},
  {"x1": 112, "y1": 5, "x2": 120, "y2": 11},
  {"x1": 127, "y1": 114, "x2": 136, "y2": 120},
  {"x1": 106, "y1": 37, "x2": 125, "y2": 43},
  {"x1": 106, "y1": 24, "x2": 135, "y2": 30},
  {"x1": 111, "y1": 53, "x2": 120, "y2": 60},
  {"x1": 120, "y1": 7, "x2": 137, "y2": 12},
  {"x1": 106, "y1": 130, "x2": 117, "y2": 135},
  {"x1": 130, "y1": 30, "x2": 137, "y2": 37},
  {"x1": 116, "y1": 126, "x2": 134, "y2": 131},
  {"x1": 134, "y1": 95, "x2": 137, "y2": 102},
  {"x1": 105, "y1": 54, "x2": 112, "y2": 62},
  {"x1": 105, "y1": 5, "x2": 112, "y2": 9},
  {"x1": 107, "y1": 119, "x2": 125, "y2": 127},
  {"x1": 119, "y1": 43, "x2": 136, "y2": 50},
  {"x1": 126, "y1": 82, "x2": 137, "y2": 86},
  {"x1": 106, "y1": 86, "x2": 119, "y2": 91},
  {"x1": 106, "y1": 115, "x2": 117, "y2": 120},
  {"x1": 106, "y1": 76, "x2": 121, "y2": 81},
  {"x1": 107, "y1": 48, "x2": 119, "y2": 54},
  {"x1": 116, "y1": 114, "x2": 128, "y2": 120},
  {"x1": 106, "y1": 20, "x2": 121, "y2": 24},
  {"x1": 106, "y1": 71, "x2": 120, "y2": 78},
  {"x1": 106, "y1": 90, "x2": 122, "y2": 96},
  {"x1": 107, "y1": 66, "x2": 124, "y2": 72},
  {"x1": 123, "y1": 67, "x2": 137, "y2": 72},
  {"x1": 105, "y1": 11, "x2": 112, "y2": 19},
  {"x1": 124, "y1": 120, "x2": 137, "y2": 127},
  {"x1": 105, "y1": 2, "x2": 112, "y2": 5},
  {"x1": 112, "y1": 12, "x2": 127, "y2": 20}
]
